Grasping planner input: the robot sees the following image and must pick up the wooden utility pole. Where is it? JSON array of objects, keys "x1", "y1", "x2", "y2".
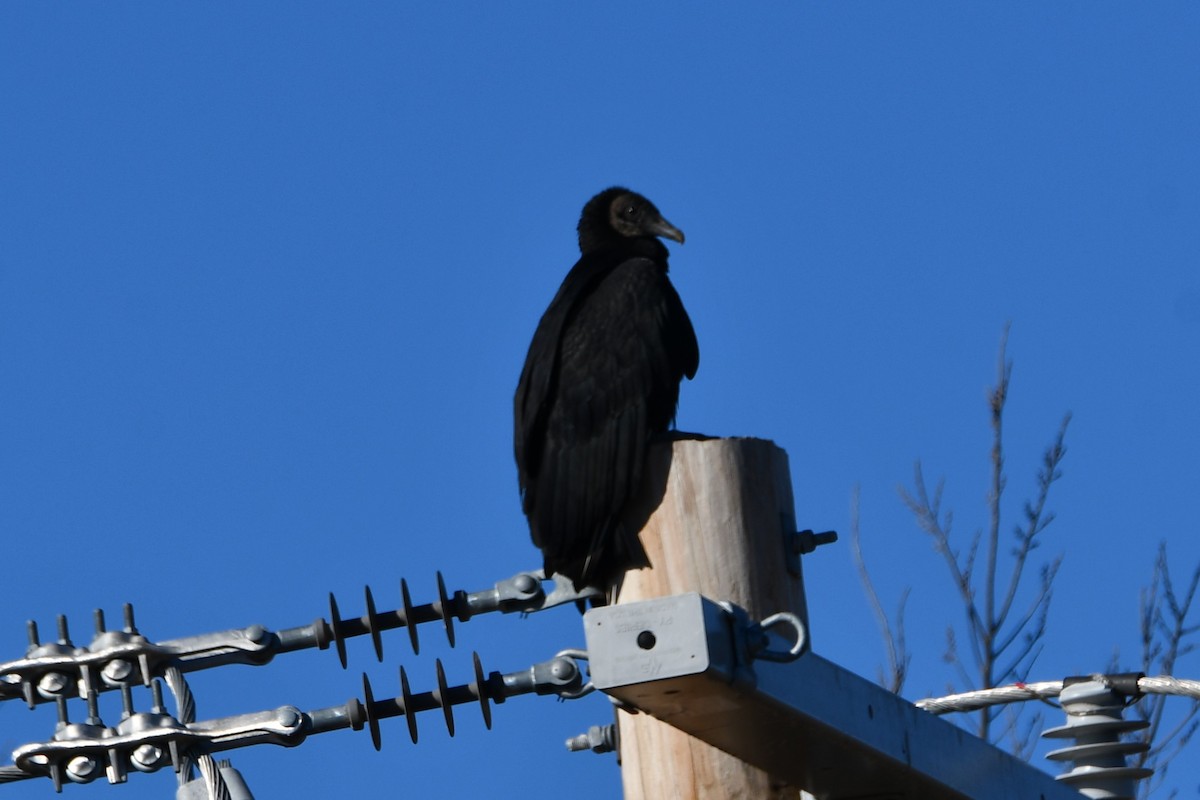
[{"x1": 615, "y1": 436, "x2": 809, "y2": 800}]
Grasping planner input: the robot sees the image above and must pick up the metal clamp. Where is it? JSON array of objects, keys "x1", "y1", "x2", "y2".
[
  {"x1": 0, "y1": 567, "x2": 601, "y2": 711},
  {"x1": 0, "y1": 608, "x2": 274, "y2": 710},
  {"x1": 5, "y1": 650, "x2": 592, "y2": 789},
  {"x1": 585, "y1": 593, "x2": 811, "y2": 699}
]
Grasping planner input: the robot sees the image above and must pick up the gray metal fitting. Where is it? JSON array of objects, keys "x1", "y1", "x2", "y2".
[
  {"x1": 101, "y1": 659, "x2": 134, "y2": 685},
  {"x1": 37, "y1": 671, "x2": 69, "y2": 698},
  {"x1": 565, "y1": 724, "x2": 617, "y2": 754},
  {"x1": 65, "y1": 755, "x2": 99, "y2": 783},
  {"x1": 130, "y1": 744, "x2": 165, "y2": 772}
]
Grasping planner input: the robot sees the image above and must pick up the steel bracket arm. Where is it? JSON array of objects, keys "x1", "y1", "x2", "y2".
[{"x1": 584, "y1": 593, "x2": 1086, "y2": 800}]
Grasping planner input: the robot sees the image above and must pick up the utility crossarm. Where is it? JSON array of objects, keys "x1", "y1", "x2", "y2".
[{"x1": 584, "y1": 593, "x2": 1087, "y2": 800}]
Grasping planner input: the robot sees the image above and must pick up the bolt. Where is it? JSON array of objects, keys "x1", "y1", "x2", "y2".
[
  {"x1": 245, "y1": 624, "x2": 268, "y2": 644},
  {"x1": 792, "y1": 529, "x2": 838, "y2": 555},
  {"x1": 565, "y1": 724, "x2": 617, "y2": 754},
  {"x1": 277, "y1": 707, "x2": 300, "y2": 728},
  {"x1": 102, "y1": 659, "x2": 133, "y2": 684},
  {"x1": 38, "y1": 672, "x2": 69, "y2": 696},
  {"x1": 65, "y1": 756, "x2": 98, "y2": 781},
  {"x1": 131, "y1": 744, "x2": 164, "y2": 771},
  {"x1": 514, "y1": 573, "x2": 538, "y2": 593},
  {"x1": 549, "y1": 658, "x2": 577, "y2": 682}
]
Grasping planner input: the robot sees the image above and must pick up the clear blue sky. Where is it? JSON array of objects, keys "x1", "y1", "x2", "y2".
[{"x1": 3, "y1": 4, "x2": 1199, "y2": 798}]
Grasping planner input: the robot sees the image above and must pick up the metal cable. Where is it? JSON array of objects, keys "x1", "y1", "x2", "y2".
[
  {"x1": 164, "y1": 665, "x2": 232, "y2": 800},
  {"x1": 198, "y1": 756, "x2": 233, "y2": 800},
  {"x1": 915, "y1": 674, "x2": 1200, "y2": 715},
  {"x1": 165, "y1": 666, "x2": 196, "y2": 726},
  {"x1": 0, "y1": 765, "x2": 35, "y2": 784},
  {"x1": 1136, "y1": 675, "x2": 1200, "y2": 700},
  {"x1": 915, "y1": 680, "x2": 1064, "y2": 715},
  {"x1": 165, "y1": 666, "x2": 198, "y2": 782}
]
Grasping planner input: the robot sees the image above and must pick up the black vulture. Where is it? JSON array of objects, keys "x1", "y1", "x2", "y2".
[{"x1": 514, "y1": 187, "x2": 699, "y2": 592}]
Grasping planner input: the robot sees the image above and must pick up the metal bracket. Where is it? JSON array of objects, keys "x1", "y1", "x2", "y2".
[{"x1": 584, "y1": 593, "x2": 1088, "y2": 800}]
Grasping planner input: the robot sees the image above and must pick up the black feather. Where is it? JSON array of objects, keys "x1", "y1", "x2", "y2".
[{"x1": 514, "y1": 187, "x2": 698, "y2": 590}]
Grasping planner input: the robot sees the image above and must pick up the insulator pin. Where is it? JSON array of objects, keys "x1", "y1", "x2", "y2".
[{"x1": 1043, "y1": 677, "x2": 1152, "y2": 800}]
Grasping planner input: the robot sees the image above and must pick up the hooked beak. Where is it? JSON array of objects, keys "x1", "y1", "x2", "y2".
[{"x1": 646, "y1": 216, "x2": 685, "y2": 245}]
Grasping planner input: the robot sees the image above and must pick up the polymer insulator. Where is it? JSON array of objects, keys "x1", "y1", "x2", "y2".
[
  {"x1": 7, "y1": 648, "x2": 586, "y2": 790},
  {"x1": 433, "y1": 659, "x2": 454, "y2": 736},
  {"x1": 1, "y1": 569, "x2": 591, "y2": 712},
  {"x1": 361, "y1": 673, "x2": 381, "y2": 751},
  {"x1": 434, "y1": 572, "x2": 455, "y2": 648},
  {"x1": 363, "y1": 586, "x2": 383, "y2": 662},
  {"x1": 1043, "y1": 678, "x2": 1152, "y2": 800},
  {"x1": 327, "y1": 593, "x2": 347, "y2": 669},
  {"x1": 399, "y1": 665, "x2": 418, "y2": 743},
  {"x1": 355, "y1": 651, "x2": 514, "y2": 750},
  {"x1": 472, "y1": 652, "x2": 491, "y2": 730}
]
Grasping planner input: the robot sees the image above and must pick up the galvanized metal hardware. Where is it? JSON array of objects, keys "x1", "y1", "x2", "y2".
[
  {"x1": 585, "y1": 593, "x2": 1090, "y2": 800},
  {"x1": 175, "y1": 762, "x2": 252, "y2": 800},
  {"x1": 781, "y1": 512, "x2": 838, "y2": 577},
  {"x1": 0, "y1": 606, "x2": 259, "y2": 710},
  {"x1": 0, "y1": 567, "x2": 597, "y2": 793},
  {"x1": 565, "y1": 723, "x2": 617, "y2": 754},
  {"x1": 6, "y1": 572, "x2": 1162, "y2": 799},
  {"x1": 584, "y1": 593, "x2": 807, "y2": 701},
  {"x1": 0, "y1": 569, "x2": 596, "y2": 711},
  {"x1": 747, "y1": 611, "x2": 807, "y2": 662},
  {"x1": 6, "y1": 651, "x2": 587, "y2": 791}
]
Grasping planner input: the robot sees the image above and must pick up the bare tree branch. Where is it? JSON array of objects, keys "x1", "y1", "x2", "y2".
[
  {"x1": 870, "y1": 326, "x2": 1198, "y2": 795},
  {"x1": 996, "y1": 414, "x2": 1070, "y2": 629},
  {"x1": 893, "y1": 327, "x2": 1068, "y2": 743},
  {"x1": 994, "y1": 556, "x2": 1061, "y2": 664},
  {"x1": 1119, "y1": 543, "x2": 1200, "y2": 799},
  {"x1": 849, "y1": 485, "x2": 910, "y2": 694},
  {"x1": 984, "y1": 323, "x2": 1012, "y2": 663}
]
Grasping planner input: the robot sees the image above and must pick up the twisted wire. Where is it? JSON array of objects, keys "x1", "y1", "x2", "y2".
[
  {"x1": 0, "y1": 765, "x2": 35, "y2": 783},
  {"x1": 1136, "y1": 675, "x2": 1200, "y2": 700},
  {"x1": 916, "y1": 680, "x2": 1064, "y2": 715},
  {"x1": 198, "y1": 756, "x2": 233, "y2": 800},
  {"x1": 915, "y1": 674, "x2": 1200, "y2": 715},
  {"x1": 164, "y1": 665, "x2": 231, "y2": 800}
]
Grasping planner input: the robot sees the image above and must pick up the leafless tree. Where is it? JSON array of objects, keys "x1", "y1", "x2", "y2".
[
  {"x1": 858, "y1": 327, "x2": 1200, "y2": 793},
  {"x1": 849, "y1": 485, "x2": 909, "y2": 694},
  {"x1": 859, "y1": 327, "x2": 1070, "y2": 755},
  {"x1": 1111, "y1": 542, "x2": 1200, "y2": 799}
]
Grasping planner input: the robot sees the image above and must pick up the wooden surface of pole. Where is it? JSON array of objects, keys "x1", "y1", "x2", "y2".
[{"x1": 615, "y1": 436, "x2": 808, "y2": 800}]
